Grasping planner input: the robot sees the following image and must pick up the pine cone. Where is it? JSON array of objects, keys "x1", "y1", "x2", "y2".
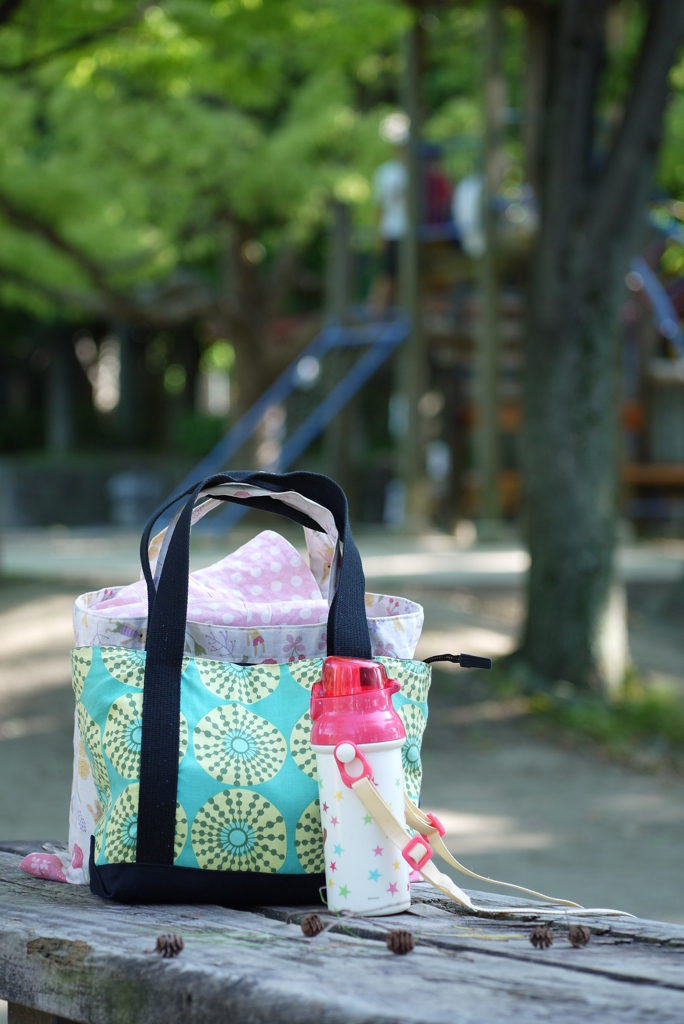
[
  {"x1": 155, "y1": 934, "x2": 184, "y2": 958},
  {"x1": 568, "y1": 924, "x2": 591, "y2": 948},
  {"x1": 301, "y1": 913, "x2": 325, "y2": 937},
  {"x1": 529, "y1": 925, "x2": 554, "y2": 949},
  {"x1": 386, "y1": 929, "x2": 415, "y2": 955}
]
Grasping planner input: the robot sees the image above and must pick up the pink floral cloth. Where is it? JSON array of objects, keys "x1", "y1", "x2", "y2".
[
  {"x1": 93, "y1": 530, "x2": 328, "y2": 629},
  {"x1": 19, "y1": 853, "x2": 67, "y2": 882}
]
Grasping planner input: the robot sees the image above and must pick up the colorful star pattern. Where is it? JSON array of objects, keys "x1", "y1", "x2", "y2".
[
  {"x1": 334, "y1": 790, "x2": 343, "y2": 801},
  {"x1": 330, "y1": 861, "x2": 337, "y2": 872},
  {"x1": 333, "y1": 843, "x2": 344, "y2": 856},
  {"x1": 368, "y1": 868, "x2": 381, "y2": 882},
  {"x1": 393, "y1": 859, "x2": 400, "y2": 870},
  {"x1": 322, "y1": 801, "x2": 329, "y2": 812},
  {"x1": 363, "y1": 814, "x2": 372, "y2": 825},
  {"x1": 338, "y1": 885, "x2": 350, "y2": 899},
  {"x1": 395, "y1": 777, "x2": 402, "y2": 788},
  {"x1": 372, "y1": 845, "x2": 383, "y2": 857},
  {"x1": 330, "y1": 816, "x2": 339, "y2": 826},
  {"x1": 387, "y1": 882, "x2": 398, "y2": 895}
]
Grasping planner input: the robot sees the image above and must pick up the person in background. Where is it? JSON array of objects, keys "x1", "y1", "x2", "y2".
[{"x1": 371, "y1": 114, "x2": 409, "y2": 313}]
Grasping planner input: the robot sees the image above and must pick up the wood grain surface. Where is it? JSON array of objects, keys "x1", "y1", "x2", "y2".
[{"x1": 1, "y1": 853, "x2": 683, "y2": 1023}]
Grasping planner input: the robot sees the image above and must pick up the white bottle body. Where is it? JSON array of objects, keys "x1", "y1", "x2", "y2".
[{"x1": 313, "y1": 739, "x2": 410, "y2": 915}]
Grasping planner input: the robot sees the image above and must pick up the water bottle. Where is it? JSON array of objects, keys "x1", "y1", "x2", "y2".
[{"x1": 310, "y1": 657, "x2": 410, "y2": 916}]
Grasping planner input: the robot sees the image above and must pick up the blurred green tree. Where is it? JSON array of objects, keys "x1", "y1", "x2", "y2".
[{"x1": 0, "y1": 0, "x2": 406, "y2": 413}]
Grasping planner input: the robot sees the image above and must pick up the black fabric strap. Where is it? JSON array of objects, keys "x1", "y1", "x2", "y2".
[
  {"x1": 136, "y1": 471, "x2": 371, "y2": 866},
  {"x1": 423, "y1": 653, "x2": 493, "y2": 670}
]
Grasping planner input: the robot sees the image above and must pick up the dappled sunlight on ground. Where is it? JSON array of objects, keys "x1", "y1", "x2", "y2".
[
  {"x1": 0, "y1": 592, "x2": 74, "y2": 712},
  {"x1": 426, "y1": 809, "x2": 555, "y2": 855}
]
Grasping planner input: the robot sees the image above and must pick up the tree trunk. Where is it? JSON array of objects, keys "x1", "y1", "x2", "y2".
[
  {"x1": 45, "y1": 332, "x2": 74, "y2": 455},
  {"x1": 216, "y1": 222, "x2": 305, "y2": 423},
  {"x1": 519, "y1": 0, "x2": 684, "y2": 692},
  {"x1": 477, "y1": 0, "x2": 505, "y2": 524},
  {"x1": 395, "y1": 14, "x2": 430, "y2": 529}
]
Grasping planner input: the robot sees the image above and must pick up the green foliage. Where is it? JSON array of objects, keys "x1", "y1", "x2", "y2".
[
  {"x1": 173, "y1": 411, "x2": 227, "y2": 457},
  {"x1": 536, "y1": 688, "x2": 684, "y2": 758},
  {"x1": 492, "y1": 652, "x2": 684, "y2": 758},
  {"x1": 0, "y1": 0, "x2": 408, "y2": 319},
  {"x1": 2, "y1": 0, "x2": 683, "y2": 330}
]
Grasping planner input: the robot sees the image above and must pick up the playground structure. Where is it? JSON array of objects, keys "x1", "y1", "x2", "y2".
[
  {"x1": 170, "y1": 135, "x2": 684, "y2": 534},
  {"x1": 170, "y1": 309, "x2": 410, "y2": 529}
]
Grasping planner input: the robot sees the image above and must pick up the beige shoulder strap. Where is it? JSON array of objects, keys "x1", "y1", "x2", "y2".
[{"x1": 351, "y1": 776, "x2": 632, "y2": 918}]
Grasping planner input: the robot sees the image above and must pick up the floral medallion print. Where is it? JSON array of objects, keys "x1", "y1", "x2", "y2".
[
  {"x1": 100, "y1": 647, "x2": 146, "y2": 688},
  {"x1": 376, "y1": 657, "x2": 432, "y2": 704},
  {"x1": 195, "y1": 658, "x2": 281, "y2": 703},
  {"x1": 71, "y1": 648, "x2": 93, "y2": 700},
  {"x1": 295, "y1": 799, "x2": 324, "y2": 873},
  {"x1": 103, "y1": 692, "x2": 188, "y2": 779},
  {"x1": 191, "y1": 790, "x2": 286, "y2": 873},
  {"x1": 397, "y1": 703, "x2": 427, "y2": 803},
  {"x1": 103, "y1": 783, "x2": 187, "y2": 864},
  {"x1": 193, "y1": 704, "x2": 286, "y2": 785},
  {"x1": 289, "y1": 710, "x2": 317, "y2": 780},
  {"x1": 287, "y1": 658, "x2": 324, "y2": 691}
]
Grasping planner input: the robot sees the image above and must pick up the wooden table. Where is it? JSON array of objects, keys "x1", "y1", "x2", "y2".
[{"x1": 1, "y1": 849, "x2": 683, "y2": 1023}]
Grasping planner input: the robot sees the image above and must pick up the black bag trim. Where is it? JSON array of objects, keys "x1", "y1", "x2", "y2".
[
  {"x1": 136, "y1": 470, "x2": 370, "y2": 868},
  {"x1": 90, "y1": 839, "x2": 324, "y2": 907},
  {"x1": 424, "y1": 652, "x2": 493, "y2": 670}
]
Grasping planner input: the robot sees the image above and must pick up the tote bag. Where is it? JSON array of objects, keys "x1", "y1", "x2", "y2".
[{"x1": 72, "y1": 471, "x2": 431, "y2": 906}]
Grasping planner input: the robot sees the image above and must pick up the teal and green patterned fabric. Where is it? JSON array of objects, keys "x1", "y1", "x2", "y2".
[{"x1": 73, "y1": 646, "x2": 431, "y2": 875}]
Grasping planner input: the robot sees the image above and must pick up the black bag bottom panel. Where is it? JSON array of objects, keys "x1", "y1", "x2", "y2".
[{"x1": 90, "y1": 842, "x2": 325, "y2": 908}]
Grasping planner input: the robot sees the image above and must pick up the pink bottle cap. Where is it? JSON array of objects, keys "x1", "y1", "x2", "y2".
[{"x1": 310, "y1": 656, "x2": 406, "y2": 747}]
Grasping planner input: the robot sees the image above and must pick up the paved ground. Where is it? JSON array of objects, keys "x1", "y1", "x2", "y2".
[{"x1": 1, "y1": 526, "x2": 684, "y2": 929}]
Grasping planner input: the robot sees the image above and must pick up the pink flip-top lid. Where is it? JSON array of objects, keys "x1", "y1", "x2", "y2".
[{"x1": 310, "y1": 656, "x2": 406, "y2": 746}]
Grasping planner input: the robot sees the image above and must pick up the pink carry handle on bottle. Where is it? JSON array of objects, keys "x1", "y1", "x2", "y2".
[{"x1": 310, "y1": 657, "x2": 411, "y2": 915}]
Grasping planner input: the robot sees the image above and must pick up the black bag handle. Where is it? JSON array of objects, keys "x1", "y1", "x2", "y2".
[{"x1": 136, "y1": 470, "x2": 371, "y2": 865}]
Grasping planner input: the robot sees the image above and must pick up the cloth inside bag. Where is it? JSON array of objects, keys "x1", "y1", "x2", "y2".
[{"x1": 93, "y1": 529, "x2": 329, "y2": 633}]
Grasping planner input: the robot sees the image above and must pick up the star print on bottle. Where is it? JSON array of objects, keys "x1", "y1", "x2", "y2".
[{"x1": 310, "y1": 657, "x2": 411, "y2": 914}]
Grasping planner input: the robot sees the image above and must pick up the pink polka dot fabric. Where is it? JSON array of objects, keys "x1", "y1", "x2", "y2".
[{"x1": 90, "y1": 530, "x2": 328, "y2": 628}]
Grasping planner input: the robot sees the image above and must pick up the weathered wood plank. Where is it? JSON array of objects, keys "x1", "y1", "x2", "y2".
[
  {"x1": 8, "y1": 1002, "x2": 77, "y2": 1024},
  {"x1": 1, "y1": 853, "x2": 683, "y2": 1023}
]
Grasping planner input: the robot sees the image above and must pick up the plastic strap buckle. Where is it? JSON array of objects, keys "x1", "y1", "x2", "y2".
[
  {"x1": 402, "y1": 834, "x2": 433, "y2": 872},
  {"x1": 334, "y1": 742, "x2": 373, "y2": 789},
  {"x1": 422, "y1": 812, "x2": 445, "y2": 839}
]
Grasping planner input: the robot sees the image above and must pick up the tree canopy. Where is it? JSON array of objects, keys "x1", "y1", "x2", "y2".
[{"x1": 0, "y1": 0, "x2": 410, "y2": 328}]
